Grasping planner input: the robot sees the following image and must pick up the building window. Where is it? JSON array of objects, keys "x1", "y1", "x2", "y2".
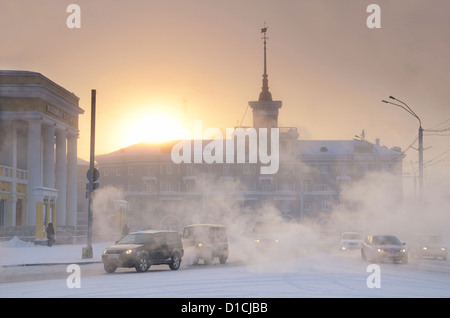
[
  {"x1": 279, "y1": 165, "x2": 289, "y2": 175},
  {"x1": 116, "y1": 167, "x2": 121, "y2": 176},
  {"x1": 281, "y1": 200, "x2": 290, "y2": 213},
  {"x1": 321, "y1": 200, "x2": 330, "y2": 211},
  {"x1": 103, "y1": 168, "x2": 109, "y2": 176},
  {"x1": 128, "y1": 166, "x2": 133, "y2": 176},
  {"x1": 146, "y1": 183, "x2": 155, "y2": 193},
  {"x1": 303, "y1": 200, "x2": 310, "y2": 211},
  {"x1": 262, "y1": 181, "x2": 271, "y2": 192},
  {"x1": 186, "y1": 165, "x2": 194, "y2": 176},
  {"x1": 148, "y1": 166, "x2": 155, "y2": 176},
  {"x1": 0, "y1": 199, "x2": 5, "y2": 226},
  {"x1": 160, "y1": 182, "x2": 180, "y2": 192},
  {"x1": 320, "y1": 164, "x2": 328, "y2": 174},
  {"x1": 277, "y1": 182, "x2": 288, "y2": 192},
  {"x1": 160, "y1": 182, "x2": 169, "y2": 192},
  {"x1": 303, "y1": 180, "x2": 312, "y2": 192},
  {"x1": 223, "y1": 165, "x2": 231, "y2": 177},
  {"x1": 165, "y1": 164, "x2": 179, "y2": 175},
  {"x1": 185, "y1": 181, "x2": 195, "y2": 193}
]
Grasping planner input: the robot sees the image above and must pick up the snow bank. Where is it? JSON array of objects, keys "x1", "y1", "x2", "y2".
[
  {"x1": 0, "y1": 236, "x2": 35, "y2": 248},
  {"x1": 0, "y1": 239, "x2": 112, "y2": 266}
]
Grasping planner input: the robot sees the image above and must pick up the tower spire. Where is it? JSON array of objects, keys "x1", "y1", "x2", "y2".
[
  {"x1": 249, "y1": 24, "x2": 281, "y2": 129},
  {"x1": 259, "y1": 24, "x2": 272, "y2": 102}
]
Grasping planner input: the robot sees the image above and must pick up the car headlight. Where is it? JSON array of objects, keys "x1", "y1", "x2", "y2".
[
  {"x1": 274, "y1": 240, "x2": 279, "y2": 243},
  {"x1": 254, "y1": 239, "x2": 260, "y2": 243},
  {"x1": 125, "y1": 249, "x2": 133, "y2": 254},
  {"x1": 422, "y1": 247, "x2": 428, "y2": 251},
  {"x1": 401, "y1": 249, "x2": 407, "y2": 253},
  {"x1": 441, "y1": 247, "x2": 447, "y2": 251},
  {"x1": 103, "y1": 249, "x2": 107, "y2": 254},
  {"x1": 198, "y1": 242, "x2": 203, "y2": 247},
  {"x1": 377, "y1": 248, "x2": 382, "y2": 253}
]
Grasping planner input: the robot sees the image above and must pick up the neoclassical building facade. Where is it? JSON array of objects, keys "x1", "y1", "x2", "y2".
[
  {"x1": 0, "y1": 71, "x2": 84, "y2": 239},
  {"x1": 95, "y1": 29, "x2": 404, "y2": 230}
]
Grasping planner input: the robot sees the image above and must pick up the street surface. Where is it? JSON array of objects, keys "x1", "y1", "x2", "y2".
[{"x1": 1, "y1": 251, "x2": 449, "y2": 298}]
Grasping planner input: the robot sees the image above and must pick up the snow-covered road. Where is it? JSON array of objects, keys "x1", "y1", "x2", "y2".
[{"x1": 1, "y1": 238, "x2": 449, "y2": 298}]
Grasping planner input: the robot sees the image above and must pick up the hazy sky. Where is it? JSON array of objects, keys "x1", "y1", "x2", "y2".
[{"x1": 1, "y1": 0, "x2": 450, "y2": 185}]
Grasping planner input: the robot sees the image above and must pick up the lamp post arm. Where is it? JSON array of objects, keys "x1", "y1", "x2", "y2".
[
  {"x1": 389, "y1": 96, "x2": 422, "y2": 127},
  {"x1": 382, "y1": 100, "x2": 420, "y2": 124}
]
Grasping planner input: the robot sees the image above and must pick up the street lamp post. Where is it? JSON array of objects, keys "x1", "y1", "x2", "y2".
[{"x1": 381, "y1": 96, "x2": 423, "y2": 201}]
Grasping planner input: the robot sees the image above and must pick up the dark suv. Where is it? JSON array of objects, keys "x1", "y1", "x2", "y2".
[
  {"x1": 102, "y1": 230, "x2": 184, "y2": 273},
  {"x1": 182, "y1": 224, "x2": 229, "y2": 265}
]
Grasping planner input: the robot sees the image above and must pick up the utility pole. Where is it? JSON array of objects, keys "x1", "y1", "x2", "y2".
[
  {"x1": 83, "y1": 89, "x2": 97, "y2": 258},
  {"x1": 382, "y1": 96, "x2": 423, "y2": 200}
]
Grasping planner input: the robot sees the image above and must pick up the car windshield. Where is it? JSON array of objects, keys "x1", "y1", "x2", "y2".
[
  {"x1": 184, "y1": 226, "x2": 210, "y2": 239},
  {"x1": 253, "y1": 222, "x2": 281, "y2": 234},
  {"x1": 420, "y1": 235, "x2": 442, "y2": 244},
  {"x1": 117, "y1": 233, "x2": 152, "y2": 245},
  {"x1": 342, "y1": 233, "x2": 361, "y2": 240},
  {"x1": 373, "y1": 235, "x2": 401, "y2": 245},
  {"x1": 184, "y1": 226, "x2": 226, "y2": 242}
]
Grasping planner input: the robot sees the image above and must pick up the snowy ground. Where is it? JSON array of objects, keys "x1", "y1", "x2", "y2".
[{"x1": 0, "y1": 236, "x2": 449, "y2": 298}]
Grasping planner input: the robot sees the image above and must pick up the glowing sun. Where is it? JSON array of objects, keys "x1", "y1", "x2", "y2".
[{"x1": 124, "y1": 113, "x2": 188, "y2": 145}]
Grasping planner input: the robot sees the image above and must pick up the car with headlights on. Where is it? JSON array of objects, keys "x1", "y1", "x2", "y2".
[
  {"x1": 361, "y1": 234, "x2": 408, "y2": 263},
  {"x1": 251, "y1": 221, "x2": 282, "y2": 250},
  {"x1": 182, "y1": 224, "x2": 228, "y2": 265},
  {"x1": 102, "y1": 230, "x2": 184, "y2": 273},
  {"x1": 410, "y1": 234, "x2": 447, "y2": 260},
  {"x1": 339, "y1": 232, "x2": 363, "y2": 252}
]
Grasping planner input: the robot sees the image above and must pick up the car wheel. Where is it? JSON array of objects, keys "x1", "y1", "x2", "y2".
[
  {"x1": 191, "y1": 257, "x2": 199, "y2": 265},
  {"x1": 219, "y1": 254, "x2": 227, "y2": 264},
  {"x1": 203, "y1": 256, "x2": 213, "y2": 265},
  {"x1": 169, "y1": 253, "x2": 181, "y2": 270},
  {"x1": 135, "y1": 252, "x2": 150, "y2": 272},
  {"x1": 104, "y1": 262, "x2": 117, "y2": 273},
  {"x1": 361, "y1": 250, "x2": 367, "y2": 262}
]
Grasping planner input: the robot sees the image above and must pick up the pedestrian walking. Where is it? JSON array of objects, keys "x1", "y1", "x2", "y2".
[{"x1": 46, "y1": 222, "x2": 55, "y2": 247}]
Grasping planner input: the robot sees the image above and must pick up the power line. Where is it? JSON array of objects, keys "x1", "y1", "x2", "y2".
[
  {"x1": 424, "y1": 118, "x2": 450, "y2": 133},
  {"x1": 427, "y1": 118, "x2": 450, "y2": 131},
  {"x1": 424, "y1": 149, "x2": 450, "y2": 168}
]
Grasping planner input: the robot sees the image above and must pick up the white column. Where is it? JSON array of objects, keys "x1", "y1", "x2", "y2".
[
  {"x1": 55, "y1": 129, "x2": 67, "y2": 226},
  {"x1": 43, "y1": 124, "x2": 55, "y2": 189},
  {"x1": 10, "y1": 123, "x2": 17, "y2": 226},
  {"x1": 10, "y1": 194, "x2": 17, "y2": 226},
  {"x1": 66, "y1": 133, "x2": 78, "y2": 226},
  {"x1": 27, "y1": 119, "x2": 42, "y2": 225}
]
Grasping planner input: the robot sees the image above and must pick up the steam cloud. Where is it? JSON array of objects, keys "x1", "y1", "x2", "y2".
[{"x1": 91, "y1": 166, "x2": 450, "y2": 270}]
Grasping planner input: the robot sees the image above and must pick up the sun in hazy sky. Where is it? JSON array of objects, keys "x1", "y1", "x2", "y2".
[{"x1": 123, "y1": 109, "x2": 190, "y2": 146}]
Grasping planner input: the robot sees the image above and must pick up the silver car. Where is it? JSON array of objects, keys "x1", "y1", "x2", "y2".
[
  {"x1": 410, "y1": 234, "x2": 447, "y2": 260},
  {"x1": 339, "y1": 232, "x2": 363, "y2": 252}
]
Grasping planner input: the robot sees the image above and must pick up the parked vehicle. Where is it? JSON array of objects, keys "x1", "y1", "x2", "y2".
[
  {"x1": 410, "y1": 234, "x2": 447, "y2": 260},
  {"x1": 361, "y1": 234, "x2": 408, "y2": 263},
  {"x1": 339, "y1": 232, "x2": 363, "y2": 252},
  {"x1": 182, "y1": 224, "x2": 229, "y2": 265},
  {"x1": 102, "y1": 230, "x2": 184, "y2": 273}
]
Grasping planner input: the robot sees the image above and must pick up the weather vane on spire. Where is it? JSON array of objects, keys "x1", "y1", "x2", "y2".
[
  {"x1": 261, "y1": 22, "x2": 268, "y2": 38},
  {"x1": 259, "y1": 23, "x2": 272, "y2": 102}
]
